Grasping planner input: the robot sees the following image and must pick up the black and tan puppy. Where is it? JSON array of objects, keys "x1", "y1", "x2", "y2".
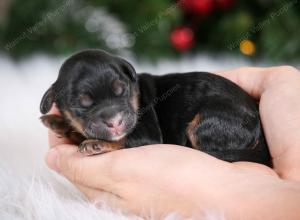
[{"x1": 40, "y1": 49, "x2": 271, "y2": 166}]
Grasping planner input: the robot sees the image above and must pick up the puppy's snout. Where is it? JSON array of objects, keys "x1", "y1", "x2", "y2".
[
  {"x1": 91, "y1": 111, "x2": 125, "y2": 133},
  {"x1": 104, "y1": 114, "x2": 125, "y2": 137},
  {"x1": 104, "y1": 117, "x2": 123, "y2": 128}
]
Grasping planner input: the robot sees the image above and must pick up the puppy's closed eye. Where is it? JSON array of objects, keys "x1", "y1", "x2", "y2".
[
  {"x1": 112, "y1": 80, "x2": 126, "y2": 96},
  {"x1": 79, "y1": 94, "x2": 94, "y2": 107}
]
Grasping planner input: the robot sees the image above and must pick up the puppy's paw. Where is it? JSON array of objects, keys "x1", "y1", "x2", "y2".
[
  {"x1": 79, "y1": 139, "x2": 124, "y2": 156},
  {"x1": 40, "y1": 114, "x2": 70, "y2": 136},
  {"x1": 79, "y1": 139, "x2": 106, "y2": 156}
]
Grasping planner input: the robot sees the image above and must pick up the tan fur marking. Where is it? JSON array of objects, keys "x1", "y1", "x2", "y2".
[
  {"x1": 63, "y1": 110, "x2": 85, "y2": 135},
  {"x1": 186, "y1": 114, "x2": 201, "y2": 150},
  {"x1": 40, "y1": 114, "x2": 70, "y2": 135},
  {"x1": 251, "y1": 140, "x2": 259, "y2": 149},
  {"x1": 130, "y1": 88, "x2": 139, "y2": 112},
  {"x1": 79, "y1": 139, "x2": 125, "y2": 155},
  {"x1": 99, "y1": 139, "x2": 124, "y2": 151}
]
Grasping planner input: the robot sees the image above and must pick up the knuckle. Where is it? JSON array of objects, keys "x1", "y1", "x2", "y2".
[
  {"x1": 280, "y1": 65, "x2": 298, "y2": 73},
  {"x1": 276, "y1": 66, "x2": 299, "y2": 76},
  {"x1": 267, "y1": 65, "x2": 300, "y2": 83}
]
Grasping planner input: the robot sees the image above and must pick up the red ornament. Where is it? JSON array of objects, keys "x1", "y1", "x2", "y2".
[
  {"x1": 180, "y1": 0, "x2": 215, "y2": 16},
  {"x1": 216, "y1": 0, "x2": 235, "y2": 10},
  {"x1": 170, "y1": 26, "x2": 195, "y2": 51}
]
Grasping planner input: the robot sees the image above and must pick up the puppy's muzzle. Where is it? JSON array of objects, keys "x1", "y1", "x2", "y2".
[
  {"x1": 89, "y1": 106, "x2": 126, "y2": 139},
  {"x1": 92, "y1": 113, "x2": 124, "y2": 135}
]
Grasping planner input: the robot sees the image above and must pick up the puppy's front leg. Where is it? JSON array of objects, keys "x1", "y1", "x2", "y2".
[
  {"x1": 40, "y1": 114, "x2": 70, "y2": 136},
  {"x1": 40, "y1": 114, "x2": 85, "y2": 144},
  {"x1": 79, "y1": 139, "x2": 124, "y2": 156}
]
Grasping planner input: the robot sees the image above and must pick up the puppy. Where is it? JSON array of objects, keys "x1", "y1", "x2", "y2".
[{"x1": 40, "y1": 49, "x2": 271, "y2": 166}]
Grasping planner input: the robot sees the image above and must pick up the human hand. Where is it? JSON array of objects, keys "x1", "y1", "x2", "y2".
[
  {"x1": 217, "y1": 66, "x2": 300, "y2": 181},
  {"x1": 45, "y1": 66, "x2": 300, "y2": 219}
]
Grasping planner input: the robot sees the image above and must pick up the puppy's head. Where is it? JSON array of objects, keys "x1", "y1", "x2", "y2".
[{"x1": 40, "y1": 49, "x2": 139, "y2": 141}]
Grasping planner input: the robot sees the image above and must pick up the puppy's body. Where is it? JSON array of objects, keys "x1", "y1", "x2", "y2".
[
  {"x1": 128, "y1": 73, "x2": 270, "y2": 164},
  {"x1": 40, "y1": 50, "x2": 271, "y2": 166}
]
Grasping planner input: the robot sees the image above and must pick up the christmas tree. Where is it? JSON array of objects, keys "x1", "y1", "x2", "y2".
[{"x1": 0, "y1": 0, "x2": 299, "y2": 62}]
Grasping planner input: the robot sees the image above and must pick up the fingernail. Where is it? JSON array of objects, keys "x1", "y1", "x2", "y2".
[{"x1": 46, "y1": 148, "x2": 60, "y2": 171}]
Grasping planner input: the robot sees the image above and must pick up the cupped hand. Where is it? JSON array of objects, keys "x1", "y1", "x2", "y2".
[
  {"x1": 218, "y1": 66, "x2": 300, "y2": 180},
  {"x1": 45, "y1": 66, "x2": 300, "y2": 219}
]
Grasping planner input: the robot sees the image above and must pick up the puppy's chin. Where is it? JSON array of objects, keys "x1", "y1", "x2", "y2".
[
  {"x1": 108, "y1": 133, "x2": 127, "y2": 141},
  {"x1": 83, "y1": 113, "x2": 137, "y2": 141},
  {"x1": 84, "y1": 131, "x2": 127, "y2": 141},
  {"x1": 83, "y1": 126, "x2": 130, "y2": 141}
]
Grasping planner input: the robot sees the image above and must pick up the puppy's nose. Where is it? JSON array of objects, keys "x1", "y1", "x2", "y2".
[{"x1": 104, "y1": 115, "x2": 123, "y2": 129}]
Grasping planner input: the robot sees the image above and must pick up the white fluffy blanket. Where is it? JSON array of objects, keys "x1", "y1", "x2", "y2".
[{"x1": 1, "y1": 53, "x2": 289, "y2": 220}]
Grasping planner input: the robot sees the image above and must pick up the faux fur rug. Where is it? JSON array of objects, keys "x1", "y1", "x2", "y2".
[{"x1": 0, "y1": 53, "x2": 295, "y2": 220}]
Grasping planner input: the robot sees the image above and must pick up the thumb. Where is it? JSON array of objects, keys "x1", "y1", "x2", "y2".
[
  {"x1": 215, "y1": 67, "x2": 267, "y2": 99},
  {"x1": 45, "y1": 145, "x2": 117, "y2": 192}
]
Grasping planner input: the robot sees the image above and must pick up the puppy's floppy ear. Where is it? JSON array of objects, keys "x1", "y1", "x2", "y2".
[
  {"x1": 120, "y1": 59, "x2": 137, "y2": 82},
  {"x1": 40, "y1": 86, "x2": 55, "y2": 114}
]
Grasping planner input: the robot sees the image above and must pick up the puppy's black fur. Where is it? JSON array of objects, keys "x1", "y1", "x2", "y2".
[{"x1": 40, "y1": 49, "x2": 271, "y2": 166}]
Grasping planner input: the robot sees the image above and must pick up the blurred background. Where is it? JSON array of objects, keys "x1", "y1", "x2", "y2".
[
  {"x1": 0, "y1": 0, "x2": 299, "y2": 168},
  {"x1": 1, "y1": 0, "x2": 300, "y2": 61}
]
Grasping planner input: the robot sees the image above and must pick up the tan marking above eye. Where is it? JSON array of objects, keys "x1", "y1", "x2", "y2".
[
  {"x1": 112, "y1": 80, "x2": 125, "y2": 96},
  {"x1": 130, "y1": 88, "x2": 139, "y2": 112},
  {"x1": 79, "y1": 94, "x2": 93, "y2": 107}
]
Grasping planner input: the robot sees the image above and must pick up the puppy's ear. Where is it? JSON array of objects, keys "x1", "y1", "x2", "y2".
[
  {"x1": 40, "y1": 86, "x2": 55, "y2": 114},
  {"x1": 121, "y1": 60, "x2": 137, "y2": 82}
]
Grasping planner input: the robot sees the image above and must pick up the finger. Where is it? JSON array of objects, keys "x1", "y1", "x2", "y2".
[
  {"x1": 45, "y1": 145, "x2": 119, "y2": 192},
  {"x1": 215, "y1": 67, "x2": 269, "y2": 99},
  {"x1": 46, "y1": 142, "x2": 127, "y2": 209}
]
